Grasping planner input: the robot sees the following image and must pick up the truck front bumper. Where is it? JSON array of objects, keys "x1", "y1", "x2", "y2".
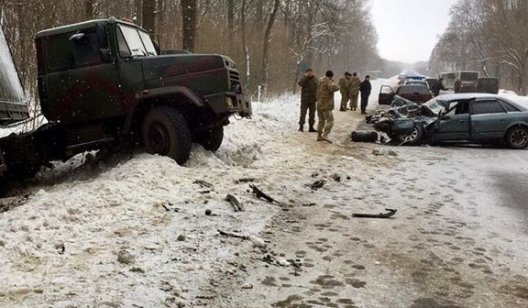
[{"x1": 204, "y1": 92, "x2": 252, "y2": 118}]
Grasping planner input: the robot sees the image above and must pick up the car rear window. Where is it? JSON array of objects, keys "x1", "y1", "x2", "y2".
[
  {"x1": 500, "y1": 101, "x2": 520, "y2": 112},
  {"x1": 472, "y1": 100, "x2": 505, "y2": 114},
  {"x1": 397, "y1": 86, "x2": 430, "y2": 95}
]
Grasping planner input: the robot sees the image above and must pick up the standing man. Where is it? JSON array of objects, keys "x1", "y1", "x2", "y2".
[
  {"x1": 349, "y1": 72, "x2": 361, "y2": 111},
  {"x1": 297, "y1": 68, "x2": 318, "y2": 132},
  {"x1": 316, "y1": 70, "x2": 340, "y2": 143},
  {"x1": 431, "y1": 78, "x2": 446, "y2": 97},
  {"x1": 338, "y1": 72, "x2": 352, "y2": 111},
  {"x1": 359, "y1": 75, "x2": 372, "y2": 114}
]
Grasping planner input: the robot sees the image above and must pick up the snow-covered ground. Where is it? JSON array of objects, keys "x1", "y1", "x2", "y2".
[{"x1": 0, "y1": 82, "x2": 527, "y2": 307}]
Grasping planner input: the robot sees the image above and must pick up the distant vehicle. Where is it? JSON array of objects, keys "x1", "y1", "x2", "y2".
[
  {"x1": 372, "y1": 93, "x2": 528, "y2": 149},
  {"x1": 439, "y1": 72, "x2": 456, "y2": 89},
  {"x1": 454, "y1": 71, "x2": 479, "y2": 93},
  {"x1": 477, "y1": 77, "x2": 499, "y2": 94},
  {"x1": 425, "y1": 78, "x2": 438, "y2": 89},
  {"x1": 378, "y1": 84, "x2": 433, "y2": 105}
]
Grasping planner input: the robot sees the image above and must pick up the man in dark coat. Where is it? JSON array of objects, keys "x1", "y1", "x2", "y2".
[
  {"x1": 297, "y1": 68, "x2": 318, "y2": 132},
  {"x1": 359, "y1": 75, "x2": 372, "y2": 114},
  {"x1": 431, "y1": 78, "x2": 446, "y2": 97}
]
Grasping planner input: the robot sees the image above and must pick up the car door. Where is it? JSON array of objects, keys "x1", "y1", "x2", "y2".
[
  {"x1": 378, "y1": 85, "x2": 394, "y2": 105},
  {"x1": 470, "y1": 99, "x2": 509, "y2": 142},
  {"x1": 432, "y1": 100, "x2": 471, "y2": 142}
]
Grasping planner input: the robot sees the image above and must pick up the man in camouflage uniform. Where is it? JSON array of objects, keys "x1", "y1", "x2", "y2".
[
  {"x1": 316, "y1": 70, "x2": 340, "y2": 143},
  {"x1": 348, "y1": 72, "x2": 361, "y2": 111},
  {"x1": 297, "y1": 68, "x2": 318, "y2": 132},
  {"x1": 338, "y1": 72, "x2": 352, "y2": 111}
]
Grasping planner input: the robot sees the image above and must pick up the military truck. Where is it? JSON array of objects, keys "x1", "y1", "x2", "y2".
[{"x1": 0, "y1": 18, "x2": 251, "y2": 182}]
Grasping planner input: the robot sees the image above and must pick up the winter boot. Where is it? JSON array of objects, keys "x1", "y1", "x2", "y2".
[
  {"x1": 317, "y1": 133, "x2": 324, "y2": 141},
  {"x1": 308, "y1": 126, "x2": 317, "y2": 133},
  {"x1": 322, "y1": 133, "x2": 333, "y2": 144},
  {"x1": 299, "y1": 125, "x2": 304, "y2": 132}
]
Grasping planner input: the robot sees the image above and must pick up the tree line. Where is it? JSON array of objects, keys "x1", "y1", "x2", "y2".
[
  {"x1": 0, "y1": 0, "x2": 381, "y2": 100},
  {"x1": 428, "y1": 0, "x2": 528, "y2": 95}
]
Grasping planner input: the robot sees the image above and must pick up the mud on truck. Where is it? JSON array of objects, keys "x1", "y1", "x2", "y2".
[{"x1": 0, "y1": 18, "x2": 251, "y2": 184}]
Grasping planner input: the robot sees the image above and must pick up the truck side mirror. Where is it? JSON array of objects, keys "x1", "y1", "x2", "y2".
[{"x1": 99, "y1": 48, "x2": 112, "y2": 63}]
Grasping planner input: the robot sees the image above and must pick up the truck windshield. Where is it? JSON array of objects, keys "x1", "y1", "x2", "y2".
[{"x1": 118, "y1": 24, "x2": 157, "y2": 57}]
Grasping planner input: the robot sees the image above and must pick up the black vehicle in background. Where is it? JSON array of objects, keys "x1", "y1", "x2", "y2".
[
  {"x1": 477, "y1": 78, "x2": 499, "y2": 94},
  {"x1": 378, "y1": 84, "x2": 433, "y2": 105}
]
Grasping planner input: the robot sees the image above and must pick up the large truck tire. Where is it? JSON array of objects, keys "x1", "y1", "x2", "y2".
[
  {"x1": 196, "y1": 126, "x2": 224, "y2": 152},
  {"x1": 142, "y1": 106, "x2": 192, "y2": 165}
]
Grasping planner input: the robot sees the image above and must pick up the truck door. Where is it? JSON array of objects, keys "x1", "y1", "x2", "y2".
[
  {"x1": 70, "y1": 26, "x2": 122, "y2": 122},
  {"x1": 39, "y1": 33, "x2": 74, "y2": 122},
  {"x1": 432, "y1": 100, "x2": 471, "y2": 143}
]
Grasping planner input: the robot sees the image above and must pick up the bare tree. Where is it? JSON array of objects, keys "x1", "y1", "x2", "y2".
[{"x1": 181, "y1": 0, "x2": 197, "y2": 51}]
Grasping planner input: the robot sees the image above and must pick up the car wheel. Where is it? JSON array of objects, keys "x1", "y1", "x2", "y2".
[
  {"x1": 397, "y1": 124, "x2": 424, "y2": 145},
  {"x1": 142, "y1": 106, "x2": 192, "y2": 165},
  {"x1": 505, "y1": 126, "x2": 528, "y2": 149},
  {"x1": 196, "y1": 126, "x2": 224, "y2": 152}
]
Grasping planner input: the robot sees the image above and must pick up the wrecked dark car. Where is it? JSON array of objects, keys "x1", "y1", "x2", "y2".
[
  {"x1": 378, "y1": 84, "x2": 433, "y2": 105},
  {"x1": 371, "y1": 93, "x2": 528, "y2": 149}
]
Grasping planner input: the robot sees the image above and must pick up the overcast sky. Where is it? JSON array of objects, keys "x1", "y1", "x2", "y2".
[{"x1": 370, "y1": 0, "x2": 459, "y2": 64}]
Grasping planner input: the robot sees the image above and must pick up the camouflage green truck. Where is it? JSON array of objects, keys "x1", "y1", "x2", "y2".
[{"x1": 0, "y1": 18, "x2": 251, "y2": 181}]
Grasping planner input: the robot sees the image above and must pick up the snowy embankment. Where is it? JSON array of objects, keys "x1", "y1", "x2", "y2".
[{"x1": 0, "y1": 94, "x2": 303, "y2": 307}]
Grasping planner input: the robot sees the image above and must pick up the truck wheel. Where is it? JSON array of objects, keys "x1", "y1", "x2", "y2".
[
  {"x1": 396, "y1": 124, "x2": 424, "y2": 145},
  {"x1": 505, "y1": 126, "x2": 528, "y2": 149},
  {"x1": 196, "y1": 126, "x2": 224, "y2": 152},
  {"x1": 142, "y1": 107, "x2": 192, "y2": 165}
]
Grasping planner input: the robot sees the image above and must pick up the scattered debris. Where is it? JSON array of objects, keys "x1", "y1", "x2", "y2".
[
  {"x1": 193, "y1": 180, "x2": 214, "y2": 189},
  {"x1": 225, "y1": 194, "x2": 244, "y2": 212},
  {"x1": 331, "y1": 173, "x2": 341, "y2": 182},
  {"x1": 352, "y1": 208, "x2": 398, "y2": 219},
  {"x1": 372, "y1": 149, "x2": 385, "y2": 156},
  {"x1": 302, "y1": 203, "x2": 317, "y2": 207},
  {"x1": 311, "y1": 172, "x2": 319, "y2": 177},
  {"x1": 177, "y1": 234, "x2": 186, "y2": 241},
  {"x1": 249, "y1": 184, "x2": 285, "y2": 206},
  {"x1": 205, "y1": 209, "x2": 212, "y2": 216},
  {"x1": 235, "y1": 178, "x2": 256, "y2": 184},
  {"x1": 130, "y1": 267, "x2": 145, "y2": 274},
  {"x1": 160, "y1": 202, "x2": 180, "y2": 213},
  {"x1": 117, "y1": 249, "x2": 135, "y2": 264},
  {"x1": 54, "y1": 242, "x2": 65, "y2": 254},
  {"x1": 310, "y1": 180, "x2": 325, "y2": 190},
  {"x1": 217, "y1": 229, "x2": 250, "y2": 240},
  {"x1": 251, "y1": 237, "x2": 267, "y2": 249},
  {"x1": 388, "y1": 150, "x2": 398, "y2": 156},
  {"x1": 241, "y1": 283, "x2": 253, "y2": 290}
]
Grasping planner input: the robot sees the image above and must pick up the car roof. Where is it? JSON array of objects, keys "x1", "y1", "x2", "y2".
[
  {"x1": 435, "y1": 93, "x2": 527, "y2": 111},
  {"x1": 35, "y1": 17, "x2": 144, "y2": 39}
]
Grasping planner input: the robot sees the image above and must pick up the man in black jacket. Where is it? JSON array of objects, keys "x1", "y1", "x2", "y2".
[
  {"x1": 359, "y1": 75, "x2": 372, "y2": 114},
  {"x1": 297, "y1": 68, "x2": 318, "y2": 132}
]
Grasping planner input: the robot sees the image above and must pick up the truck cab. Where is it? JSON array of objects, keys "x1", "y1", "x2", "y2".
[{"x1": 1, "y1": 18, "x2": 251, "y2": 182}]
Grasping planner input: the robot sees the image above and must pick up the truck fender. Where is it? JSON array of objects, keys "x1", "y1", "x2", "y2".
[{"x1": 122, "y1": 86, "x2": 204, "y2": 135}]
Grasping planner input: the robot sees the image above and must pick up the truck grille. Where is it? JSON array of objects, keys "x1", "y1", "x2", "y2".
[{"x1": 229, "y1": 70, "x2": 242, "y2": 94}]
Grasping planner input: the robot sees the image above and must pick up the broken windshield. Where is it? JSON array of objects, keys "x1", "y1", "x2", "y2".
[
  {"x1": 118, "y1": 24, "x2": 157, "y2": 57},
  {"x1": 423, "y1": 97, "x2": 447, "y2": 115}
]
